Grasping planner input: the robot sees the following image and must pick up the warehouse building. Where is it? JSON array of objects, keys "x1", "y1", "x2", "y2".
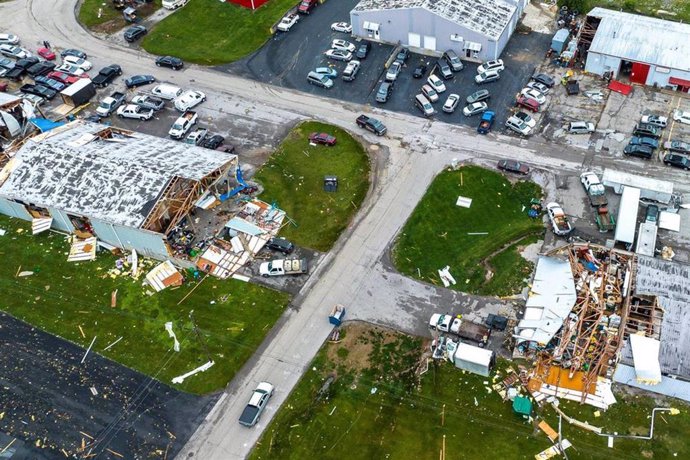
[
  {"x1": 350, "y1": 0, "x2": 527, "y2": 61},
  {"x1": 582, "y1": 8, "x2": 690, "y2": 91},
  {"x1": 0, "y1": 121, "x2": 238, "y2": 260}
]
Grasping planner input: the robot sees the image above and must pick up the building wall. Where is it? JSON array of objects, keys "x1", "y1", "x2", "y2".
[
  {"x1": 647, "y1": 66, "x2": 690, "y2": 89},
  {"x1": 48, "y1": 207, "x2": 74, "y2": 233},
  {"x1": 91, "y1": 218, "x2": 170, "y2": 260},
  {"x1": 585, "y1": 51, "x2": 622, "y2": 77},
  {"x1": 0, "y1": 197, "x2": 32, "y2": 220},
  {"x1": 350, "y1": 7, "x2": 514, "y2": 61}
]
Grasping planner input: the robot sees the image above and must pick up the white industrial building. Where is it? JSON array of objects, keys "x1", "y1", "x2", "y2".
[
  {"x1": 582, "y1": 8, "x2": 690, "y2": 91},
  {"x1": 350, "y1": 0, "x2": 528, "y2": 61}
]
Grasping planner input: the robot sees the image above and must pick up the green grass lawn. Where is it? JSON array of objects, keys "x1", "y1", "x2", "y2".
[
  {"x1": 393, "y1": 165, "x2": 543, "y2": 295},
  {"x1": 560, "y1": 0, "x2": 690, "y2": 23},
  {"x1": 142, "y1": 0, "x2": 298, "y2": 65},
  {"x1": 251, "y1": 324, "x2": 690, "y2": 460},
  {"x1": 79, "y1": 0, "x2": 162, "y2": 33},
  {"x1": 0, "y1": 214, "x2": 289, "y2": 395},
  {"x1": 253, "y1": 121, "x2": 370, "y2": 252},
  {"x1": 479, "y1": 234, "x2": 540, "y2": 297}
]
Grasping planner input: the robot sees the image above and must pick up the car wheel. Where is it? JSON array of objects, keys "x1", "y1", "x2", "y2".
[
  {"x1": 104, "y1": 82, "x2": 109, "y2": 87},
  {"x1": 262, "y1": 274, "x2": 269, "y2": 278},
  {"x1": 156, "y1": 62, "x2": 161, "y2": 67}
]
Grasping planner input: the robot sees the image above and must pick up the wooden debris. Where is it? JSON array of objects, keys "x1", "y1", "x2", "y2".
[{"x1": 78, "y1": 325, "x2": 86, "y2": 338}]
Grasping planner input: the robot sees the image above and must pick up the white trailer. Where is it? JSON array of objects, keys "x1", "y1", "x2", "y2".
[
  {"x1": 635, "y1": 221, "x2": 657, "y2": 257},
  {"x1": 614, "y1": 186, "x2": 640, "y2": 245},
  {"x1": 445, "y1": 340, "x2": 494, "y2": 377},
  {"x1": 602, "y1": 169, "x2": 673, "y2": 204}
]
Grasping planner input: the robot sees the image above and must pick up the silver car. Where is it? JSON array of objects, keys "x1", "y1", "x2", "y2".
[{"x1": 385, "y1": 61, "x2": 402, "y2": 81}]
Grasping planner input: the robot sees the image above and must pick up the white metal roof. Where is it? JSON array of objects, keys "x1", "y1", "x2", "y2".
[
  {"x1": 614, "y1": 364, "x2": 690, "y2": 402},
  {"x1": 352, "y1": 0, "x2": 516, "y2": 40},
  {"x1": 635, "y1": 221, "x2": 657, "y2": 257},
  {"x1": 454, "y1": 342, "x2": 493, "y2": 367},
  {"x1": 629, "y1": 334, "x2": 662, "y2": 385},
  {"x1": 614, "y1": 186, "x2": 640, "y2": 244},
  {"x1": 588, "y1": 8, "x2": 690, "y2": 72},
  {"x1": 0, "y1": 121, "x2": 236, "y2": 228},
  {"x1": 602, "y1": 169, "x2": 674, "y2": 197}
]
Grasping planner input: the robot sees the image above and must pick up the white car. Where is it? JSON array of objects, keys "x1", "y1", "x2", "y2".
[
  {"x1": 174, "y1": 90, "x2": 206, "y2": 112},
  {"x1": 276, "y1": 14, "x2": 299, "y2": 32},
  {"x1": 427, "y1": 74, "x2": 446, "y2": 93},
  {"x1": 116, "y1": 104, "x2": 154, "y2": 120},
  {"x1": 514, "y1": 111, "x2": 536, "y2": 128},
  {"x1": 385, "y1": 61, "x2": 402, "y2": 81},
  {"x1": 331, "y1": 22, "x2": 352, "y2": 33},
  {"x1": 442, "y1": 93, "x2": 460, "y2": 113},
  {"x1": 331, "y1": 39, "x2": 356, "y2": 53},
  {"x1": 477, "y1": 59, "x2": 504, "y2": 74},
  {"x1": 462, "y1": 101, "x2": 488, "y2": 117},
  {"x1": 526, "y1": 80, "x2": 550, "y2": 94},
  {"x1": 0, "y1": 33, "x2": 20, "y2": 45},
  {"x1": 55, "y1": 63, "x2": 85, "y2": 76},
  {"x1": 421, "y1": 84, "x2": 438, "y2": 103},
  {"x1": 506, "y1": 116, "x2": 532, "y2": 136},
  {"x1": 475, "y1": 70, "x2": 500, "y2": 84},
  {"x1": 520, "y1": 88, "x2": 546, "y2": 105},
  {"x1": 641, "y1": 114, "x2": 668, "y2": 128},
  {"x1": 673, "y1": 110, "x2": 690, "y2": 125},
  {"x1": 63, "y1": 55, "x2": 92, "y2": 71},
  {"x1": 0, "y1": 44, "x2": 30, "y2": 59},
  {"x1": 325, "y1": 49, "x2": 352, "y2": 61}
]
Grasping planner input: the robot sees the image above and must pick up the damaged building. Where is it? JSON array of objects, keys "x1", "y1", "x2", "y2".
[{"x1": 0, "y1": 120, "x2": 238, "y2": 260}]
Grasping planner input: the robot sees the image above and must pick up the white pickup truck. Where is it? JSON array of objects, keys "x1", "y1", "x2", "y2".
[
  {"x1": 260, "y1": 258, "x2": 308, "y2": 277},
  {"x1": 117, "y1": 104, "x2": 154, "y2": 121},
  {"x1": 168, "y1": 111, "x2": 198, "y2": 139},
  {"x1": 277, "y1": 13, "x2": 299, "y2": 32},
  {"x1": 162, "y1": 0, "x2": 189, "y2": 10}
]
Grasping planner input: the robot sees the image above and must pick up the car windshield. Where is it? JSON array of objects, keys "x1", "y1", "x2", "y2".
[{"x1": 98, "y1": 102, "x2": 109, "y2": 109}]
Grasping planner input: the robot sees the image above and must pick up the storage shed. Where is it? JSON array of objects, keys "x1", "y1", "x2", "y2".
[{"x1": 551, "y1": 28, "x2": 569, "y2": 54}]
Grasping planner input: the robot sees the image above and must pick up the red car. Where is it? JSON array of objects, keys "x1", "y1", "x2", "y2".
[
  {"x1": 47, "y1": 71, "x2": 80, "y2": 85},
  {"x1": 309, "y1": 132, "x2": 337, "y2": 145},
  {"x1": 37, "y1": 47, "x2": 56, "y2": 60},
  {"x1": 516, "y1": 95, "x2": 539, "y2": 113}
]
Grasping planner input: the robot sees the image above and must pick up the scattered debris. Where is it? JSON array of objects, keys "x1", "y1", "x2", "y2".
[
  {"x1": 103, "y1": 336, "x2": 123, "y2": 351},
  {"x1": 131, "y1": 249, "x2": 138, "y2": 278},
  {"x1": 145, "y1": 260, "x2": 184, "y2": 292},
  {"x1": 111, "y1": 290, "x2": 118, "y2": 308},
  {"x1": 80, "y1": 336, "x2": 97, "y2": 364},
  {"x1": 89, "y1": 387, "x2": 98, "y2": 396},
  {"x1": 17, "y1": 271, "x2": 34, "y2": 277},
  {"x1": 534, "y1": 439, "x2": 572, "y2": 460},
  {"x1": 455, "y1": 196, "x2": 473, "y2": 208},
  {"x1": 67, "y1": 236, "x2": 97, "y2": 262},
  {"x1": 165, "y1": 322, "x2": 181, "y2": 352},
  {"x1": 172, "y1": 360, "x2": 215, "y2": 384},
  {"x1": 438, "y1": 266, "x2": 457, "y2": 287}
]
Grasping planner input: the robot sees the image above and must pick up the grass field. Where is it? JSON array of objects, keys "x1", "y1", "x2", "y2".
[
  {"x1": 0, "y1": 215, "x2": 290, "y2": 395},
  {"x1": 393, "y1": 166, "x2": 543, "y2": 295},
  {"x1": 79, "y1": 0, "x2": 162, "y2": 32},
  {"x1": 142, "y1": 0, "x2": 297, "y2": 65},
  {"x1": 479, "y1": 234, "x2": 540, "y2": 297},
  {"x1": 251, "y1": 323, "x2": 690, "y2": 460},
  {"x1": 253, "y1": 121, "x2": 370, "y2": 252},
  {"x1": 561, "y1": 0, "x2": 690, "y2": 23}
]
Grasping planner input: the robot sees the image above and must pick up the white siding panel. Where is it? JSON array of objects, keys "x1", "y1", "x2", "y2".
[
  {"x1": 423, "y1": 35, "x2": 436, "y2": 51},
  {"x1": 408, "y1": 32, "x2": 421, "y2": 47}
]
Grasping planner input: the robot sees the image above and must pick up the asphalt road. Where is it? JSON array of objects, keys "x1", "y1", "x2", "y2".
[{"x1": 3, "y1": 1, "x2": 690, "y2": 459}]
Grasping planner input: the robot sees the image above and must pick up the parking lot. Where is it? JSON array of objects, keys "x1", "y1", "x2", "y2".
[{"x1": 223, "y1": 0, "x2": 552, "y2": 128}]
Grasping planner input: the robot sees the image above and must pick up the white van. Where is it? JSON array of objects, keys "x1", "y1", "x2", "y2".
[
  {"x1": 151, "y1": 84, "x2": 183, "y2": 101},
  {"x1": 415, "y1": 94, "x2": 434, "y2": 117},
  {"x1": 162, "y1": 0, "x2": 189, "y2": 10}
]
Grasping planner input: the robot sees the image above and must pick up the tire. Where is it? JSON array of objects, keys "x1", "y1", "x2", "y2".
[
  {"x1": 156, "y1": 62, "x2": 161, "y2": 67},
  {"x1": 262, "y1": 274, "x2": 269, "y2": 278}
]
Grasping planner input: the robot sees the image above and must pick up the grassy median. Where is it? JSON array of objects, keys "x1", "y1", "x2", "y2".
[
  {"x1": 0, "y1": 215, "x2": 289, "y2": 394},
  {"x1": 393, "y1": 165, "x2": 543, "y2": 295},
  {"x1": 253, "y1": 121, "x2": 370, "y2": 252}
]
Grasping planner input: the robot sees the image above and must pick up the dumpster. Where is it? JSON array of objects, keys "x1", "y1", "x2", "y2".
[{"x1": 328, "y1": 304, "x2": 346, "y2": 326}]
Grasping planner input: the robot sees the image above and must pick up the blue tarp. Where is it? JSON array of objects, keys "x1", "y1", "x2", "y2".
[
  {"x1": 29, "y1": 118, "x2": 65, "y2": 133},
  {"x1": 219, "y1": 166, "x2": 247, "y2": 202}
]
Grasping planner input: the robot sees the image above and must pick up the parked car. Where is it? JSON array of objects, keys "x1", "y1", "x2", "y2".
[
  {"x1": 60, "y1": 49, "x2": 87, "y2": 59},
  {"x1": 0, "y1": 44, "x2": 30, "y2": 59},
  {"x1": 645, "y1": 204, "x2": 659, "y2": 223},
  {"x1": 435, "y1": 59, "x2": 453, "y2": 79},
  {"x1": 526, "y1": 80, "x2": 549, "y2": 94},
  {"x1": 673, "y1": 110, "x2": 690, "y2": 125},
  {"x1": 664, "y1": 140, "x2": 690, "y2": 154},
  {"x1": 463, "y1": 101, "x2": 488, "y2": 117},
  {"x1": 124, "y1": 25, "x2": 147, "y2": 42},
  {"x1": 216, "y1": 144, "x2": 236, "y2": 154},
  {"x1": 92, "y1": 64, "x2": 122, "y2": 88},
  {"x1": 185, "y1": 127, "x2": 208, "y2": 146},
  {"x1": 331, "y1": 22, "x2": 352, "y2": 33},
  {"x1": 324, "y1": 49, "x2": 352, "y2": 62},
  {"x1": 396, "y1": 47, "x2": 409, "y2": 63},
  {"x1": 20, "y1": 83, "x2": 56, "y2": 100},
  {"x1": 355, "y1": 42, "x2": 370, "y2": 59},
  {"x1": 116, "y1": 104, "x2": 154, "y2": 120},
  {"x1": 0, "y1": 57, "x2": 14, "y2": 74},
  {"x1": 34, "y1": 75, "x2": 66, "y2": 91},
  {"x1": 421, "y1": 84, "x2": 438, "y2": 102},
  {"x1": 633, "y1": 123, "x2": 661, "y2": 139},
  {"x1": 314, "y1": 67, "x2": 337, "y2": 78},
  {"x1": 442, "y1": 93, "x2": 460, "y2": 113},
  {"x1": 26, "y1": 61, "x2": 55, "y2": 77},
  {"x1": 629, "y1": 136, "x2": 659, "y2": 149},
  {"x1": 37, "y1": 47, "x2": 56, "y2": 60},
  {"x1": 442, "y1": 49, "x2": 463, "y2": 71},
  {"x1": 520, "y1": 88, "x2": 546, "y2": 105},
  {"x1": 415, "y1": 94, "x2": 434, "y2": 116},
  {"x1": 514, "y1": 111, "x2": 536, "y2": 128},
  {"x1": 125, "y1": 74, "x2": 156, "y2": 88},
  {"x1": 516, "y1": 95, "x2": 539, "y2": 112},
  {"x1": 174, "y1": 90, "x2": 206, "y2": 112},
  {"x1": 238, "y1": 382, "x2": 274, "y2": 427},
  {"x1": 497, "y1": 159, "x2": 529, "y2": 175},
  {"x1": 505, "y1": 116, "x2": 532, "y2": 136},
  {"x1": 0, "y1": 33, "x2": 20, "y2": 45},
  {"x1": 297, "y1": 0, "x2": 316, "y2": 14},
  {"x1": 202, "y1": 134, "x2": 225, "y2": 150},
  {"x1": 342, "y1": 60, "x2": 360, "y2": 81},
  {"x1": 132, "y1": 94, "x2": 165, "y2": 111},
  {"x1": 567, "y1": 121, "x2": 595, "y2": 134},
  {"x1": 306, "y1": 71, "x2": 333, "y2": 88},
  {"x1": 375, "y1": 81, "x2": 394, "y2": 103},
  {"x1": 466, "y1": 89, "x2": 490, "y2": 104},
  {"x1": 309, "y1": 132, "x2": 336, "y2": 145},
  {"x1": 663, "y1": 152, "x2": 690, "y2": 170},
  {"x1": 55, "y1": 63, "x2": 86, "y2": 76},
  {"x1": 413, "y1": 63, "x2": 427, "y2": 79},
  {"x1": 266, "y1": 237, "x2": 294, "y2": 254},
  {"x1": 331, "y1": 39, "x2": 355, "y2": 53},
  {"x1": 155, "y1": 56, "x2": 184, "y2": 70},
  {"x1": 475, "y1": 69, "x2": 500, "y2": 84},
  {"x1": 63, "y1": 55, "x2": 92, "y2": 71},
  {"x1": 624, "y1": 143, "x2": 654, "y2": 159},
  {"x1": 385, "y1": 61, "x2": 402, "y2": 81},
  {"x1": 477, "y1": 59, "x2": 504, "y2": 74},
  {"x1": 641, "y1": 114, "x2": 668, "y2": 128},
  {"x1": 4, "y1": 56, "x2": 38, "y2": 79},
  {"x1": 276, "y1": 13, "x2": 299, "y2": 32},
  {"x1": 47, "y1": 71, "x2": 80, "y2": 85},
  {"x1": 427, "y1": 74, "x2": 446, "y2": 93},
  {"x1": 531, "y1": 73, "x2": 555, "y2": 87}
]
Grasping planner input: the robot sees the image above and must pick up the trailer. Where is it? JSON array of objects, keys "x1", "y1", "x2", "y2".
[
  {"x1": 635, "y1": 221, "x2": 657, "y2": 257},
  {"x1": 602, "y1": 169, "x2": 673, "y2": 204},
  {"x1": 445, "y1": 339, "x2": 494, "y2": 377},
  {"x1": 614, "y1": 186, "x2": 640, "y2": 245},
  {"x1": 60, "y1": 78, "x2": 96, "y2": 107}
]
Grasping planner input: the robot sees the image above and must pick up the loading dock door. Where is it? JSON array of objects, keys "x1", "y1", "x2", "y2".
[
  {"x1": 423, "y1": 35, "x2": 436, "y2": 51},
  {"x1": 630, "y1": 62, "x2": 650, "y2": 84},
  {"x1": 408, "y1": 33, "x2": 421, "y2": 48}
]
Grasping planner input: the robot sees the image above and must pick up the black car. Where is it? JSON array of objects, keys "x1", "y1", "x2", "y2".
[
  {"x1": 412, "y1": 64, "x2": 427, "y2": 79},
  {"x1": 20, "y1": 83, "x2": 57, "y2": 100},
  {"x1": 396, "y1": 47, "x2": 409, "y2": 63},
  {"x1": 0, "y1": 57, "x2": 15, "y2": 76},
  {"x1": 623, "y1": 143, "x2": 653, "y2": 159},
  {"x1": 216, "y1": 144, "x2": 236, "y2": 154},
  {"x1": 92, "y1": 64, "x2": 122, "y2": 88},
  {"x1": 633, "y1": 123, "x2": 661, "y2": 139},
  {"x1": 355, "y1": 42, "x2": 370, "y2": 59},
  {"x1": 60, "y1": 49, "x2": 87, "y2": 59},
  {"x1": 663, "y1": 152, "x2": 690, "y2": 170},
  {"x1": 375, "y1": 81, "x2": 394, "y2": 103},
  {"x1": 532, "y1": 73, "x2": 555, "y2": 87},
  {"x1": 4, "y1": 56, "x2": 39, "y2": 79},
  {"x1": 266, "y1": 237, "x2": 294, "y2": 254},
  {"x1": 629, "y1": 136, "x2": 659, "y2": 150},
  {"x1": 497, "y1": 160, "x2": 529, "y2": 175},
  {"x1": 645, "y1": 204, "x2": 659, "y2": 223},
  {"x1": 155, "y1": 56, "x2": 183, "y2": 70},
  {"x1": 34, "y1": 75, "x2": 66, "y2": 91},
  {"x1": 26, "y1": 61, "x2": 55, "y2": 77},
  {"x1": 125, "y1": 74, "x2": 156, "y2": 88},
  {"x1": 202, "y1": 134, "x2": 225, "y2": 150},
  {"x1": 124, "y1": 25, "x2": 147, "y2": 43},
  {"x1": 665, "y1": 140, "x2": 690, "y2": 154},
  {"x1": 435, "y1": 59, "x2": 453, "y2": 79}
]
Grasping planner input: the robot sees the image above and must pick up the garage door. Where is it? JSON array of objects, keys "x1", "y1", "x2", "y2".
[
  {"x1": 423, "y1": 35, "x2": 436, "y2": 51},
  {"x1": 408, "y1": 33, "x2": 421, "y2": 48}
]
